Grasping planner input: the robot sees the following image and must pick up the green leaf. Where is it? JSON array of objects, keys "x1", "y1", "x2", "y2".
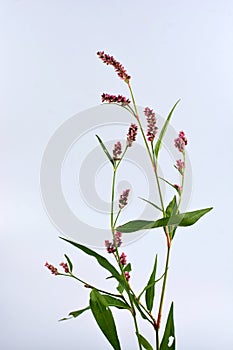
[
  {"x1": 138, "y1": 197, "x2": 163, "y2": 212},
  {"x1": 154, "y1": 99, "x2": 180, "y2": 158},
  {"x1": 136, "y1": 333, "x2": 154, "y2": 350},
  {"x1": 90, "y1": 289, "x2": 121, "y2": 350},
  {"x1": 64, "y1": 254, "x2": 73, "y2": 273},
  {"x1": 117, "y1": 220, "x2": 153, "y2": 233},
  {"x1": 123, "y1": 263, "x2": 132, "y2": 273},
  {"x1": 60, "y1": 237, "x2": 126, "y2": 289},
  {"x1": 103, "y1": 294, "x2": 131, "y2": 310},
  {"x1": 59, "y1": 306, "x2": 90, "y2": 321},
  {"x1": 138, "y1": 272, "x2": 165, "y2": 300},
  {"x1": 165, "y1": 196, "x2": 178, "y2": 239},
  {"x1": 96, "y1": 135, "x2": 114, "y2": 166},
  {"x1": 159, "y1": 177, "x2": 180, "y2": 195},
  {"x1": 145, "y1": 255, "x2": 157, "y2": 312},
  {"x1": 160, "y1": 302, "x2": 175, "y2": 350},
  {"x1": 116, "y1": 207, "x2": 213, "y2": 233}
]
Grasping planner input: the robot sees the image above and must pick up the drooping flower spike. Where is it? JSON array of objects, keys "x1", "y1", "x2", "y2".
[
  {"x1": 113, "y1": 141, "x2": 122, "y2": 160},
  {"x1": 45, "y1": 262, "x2": 59, "y2": 275},
  {"x1": 105, "y1": 231, "x2": 122, "y2": 254},
  {"x1": 97, "y1": 51, "x2": 131, "y2": 82},
  {"x1": 144, "y1": 107, "x2": 158, "y2": 142},
  {"x1": 101, "y1": 93, "x2": 130, "y2": 105},
  {"x1": 127, "y1": 123, "x2": 138, "y2": 147},
  {"x1": 119, "y1": 189, "x2": 130, "y2": 209}
]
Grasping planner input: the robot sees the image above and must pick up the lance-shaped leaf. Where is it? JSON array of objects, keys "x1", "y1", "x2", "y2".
[
  {"x1": 59, "y1": 306, "x2": 90, "y2": 321},
  {"x1": 136, "y1": 333, "x2": 154, "y2": 350},
  {"x1": 96, "y1": 135, "x2": 114, "y2": 166},
  {"x1": 103, "y1": 294, "x2": 131, "y2": 310},
  {"x1": 60, "y1": 237, "x2": 126, "y2": 289},
  {"x1": 159, "y1": 177, "x2": 181, "y2": 194},
  {"x1": 138, "y1": 197, "x2": 163, "y2": 212},
  {"x1": 116, "y1": 207, "x2": 213, "y2": 233},
  {"x1": 165, "y1": 196, "x2": 178, "y2": 239},
  {"x1": 64, "y1": 254, "x2": 73, "y2": 273},
  {"x1": 145, "y1": 255, "x2": 157, "y2": 312},
  {"x1": 90, "y1": 289, "x2": 121, "y2": 350},
  {"x1": 160, "y1": 302, "x2": 175, "y2": 350},
  {"x1": 154, "y1": 100, "x2": 180, "y2": 159}
]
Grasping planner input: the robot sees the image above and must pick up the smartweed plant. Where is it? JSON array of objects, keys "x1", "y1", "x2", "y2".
[{"x1": 45, "y1": 52, "x2": 213, "y2": 350}]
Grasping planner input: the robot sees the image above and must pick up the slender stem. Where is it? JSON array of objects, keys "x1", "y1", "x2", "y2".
[
  {"x1": 157, "y1": 241, "x2": 171, "y2": 330},
  {"x1": 110, "y1": 157, "x2": 142, "y2": 350},
  {"x1": 152, "y1": 144, "x2": 165, "y2": 215},
  {"x1": 177, "y1": 151, "x2": 185, "y2": 211},
  {"x1": 64, "y1": 273, "x2": 127, "y2": 301},
  {"x1": 110, "y1": 168, "x2": 117, "y2": 231},
  {"x1": 156, "y1": 328, "x2": 160, "y2": 350}
]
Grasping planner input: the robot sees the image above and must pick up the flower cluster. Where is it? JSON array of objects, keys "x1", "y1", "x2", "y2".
[
  {"x1": 97, "y1": 51, "x2": 131, "y2": 82},
  {"x1": 113, "y1": 141, "x2": 122, "y2": 160},
  {"x1": 174, "y1": 131, "x2": 188, "y2": 152},
  {"x1": 127, "y1": 123, "x2": 138, "y2": 147},
  {"x1": 120, "y1": 252, "x2": 127, "y2": 266},
  {"x1": 45, "y1": 262, "x2": 59, "y2": 275},
  {"x1": 174, "y1": 184, "x2": 182, "y2": 194},
  {"x1": 144, "y1": 107, "x2": 158, "y2": 142},
  {"x1": 124, "y1": 271, "x2": 130, "y2": 282},
  {"x1": 101, "y1": 93, "x2": 130, "y2": 105},
  {"x1": 105, "y1": 231, "x2": 122, "y2": 254},
  {"x1": 119, "y1": 189, "x2": 130, "y2": 209},
  {"x1": 60, "y1": 262, "x2": 69, "y2": 274},
  {"x1": 175, "y1": 159, "x2": 185, "y2": 174}
]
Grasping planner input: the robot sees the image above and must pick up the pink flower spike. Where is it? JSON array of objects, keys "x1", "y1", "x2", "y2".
[
  {"x1": 97, "y1": 51, "x2": 131, "y2": 82},
  {"x1": 127, "y1": 123, "x2": 138, "y2": 147},
  {"x1": 120, "y1": 252, "x2": 127, "y2": 266},
  {"x1": 144, "y1": 107, "x2": 158, "y2": 142},
  {"x1": 124, "y1": 271, "x2": 130, "y2": 282},
  {"x1": 45, "y1": 262, "x2": 59, "y2": 275},
  {"x1": 59, "y1": 262, "x2": 69, "y2": 274},
  {"x1": 113, "y1": 141, "x2": 122, "y2": 159},
  {"x1": 105, "y1": 240, "x2": 116, "y2": 254},
  {"x1": 101, "y1": 93, "x2": 130, "y2": 105},
  {"x1": 176, "y1": 159, "x2": 185, "y2": 174},
  {"x1": 179, "y1": 131, "x2": 187, "y2": 145},
  {"x1": 119, "y1": 189, "x2": 130, "y2": 209},
  {"x1": 114, "y1": 231, "x2": 122, "y2": 247}
]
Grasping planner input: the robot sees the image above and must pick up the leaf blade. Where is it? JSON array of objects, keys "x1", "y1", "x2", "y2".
[
  {"x1": 138, "y1": 197, "x2": 163, "y2": 212},
  {"x1": 145, "y1": 255, "x2": 157, "y2": 312},
  {"x1": 103, "y1": 294, "x2": 131, "y2": 310},
  {"x1": 96, "y1": 134, "x2": 114, "y2": 166},
  {"x1": 60, "y1": 237, "x2": 126, "y2": 288},
  {"x1": 160, "y1": 302, "x2": 175, "y2": 350},
  {"x1": 154, "y1": 100, "x2": 180, "y2": 158},
  {"x1": 90, "y1": 289, "x2": 121, "y2": 350},
  {"x1": 59, "y1": 306, "x2": 90, "y2": 321},
  {"x1": 136, "y1": 333, "x2": 154, "y2": 350},
  {"x1": 64, "y1": 254, "x2": 73, "y2": 273},
  {"x1": 116, "y1": 207, "x2": 213, "y2": 233}
]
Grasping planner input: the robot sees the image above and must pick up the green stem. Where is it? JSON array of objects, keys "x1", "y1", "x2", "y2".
[
  {"x1": 177, "y1": 151, "x2": 185, "y2": 212},
  {"x1": 110, "y1": 158, "x2": 142, "y2": 350},
  {"x1": 110, "y1": 168, "x2": 117, "y2": 231},
  {"x1": 157, "y1": 242, "x2": 171, "y2": 331}
]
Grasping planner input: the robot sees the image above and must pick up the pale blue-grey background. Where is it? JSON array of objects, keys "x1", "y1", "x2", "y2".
[{"x1": 1, "y1": 1, "x2": 232, "y2": 349}]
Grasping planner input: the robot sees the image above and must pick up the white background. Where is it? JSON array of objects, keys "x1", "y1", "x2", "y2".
[{"x1": 1, "y1": 1, "x2": 233, "y2": 349}]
